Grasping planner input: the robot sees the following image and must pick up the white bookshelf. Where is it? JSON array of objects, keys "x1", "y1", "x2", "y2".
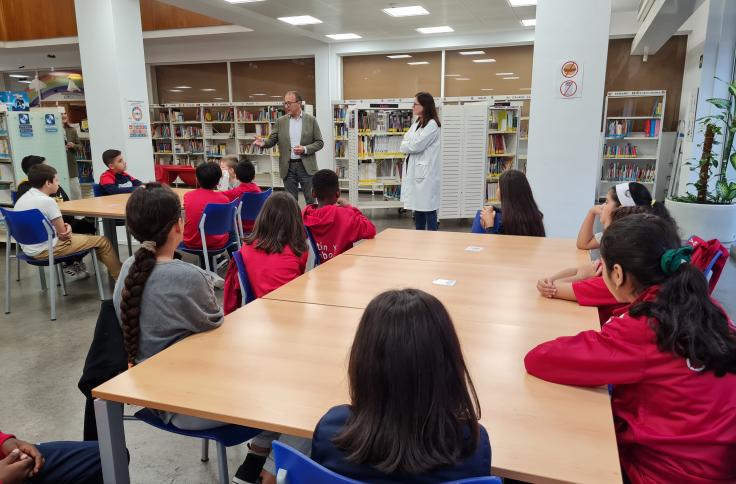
[
  {"x1": 332, "y1": 102, "x2": 352, "y2": 191},
  {"x1": 0, "y1": 109, "x2": 16, "y2": 206},
  {"x1": 599, "y1": 90, "x2": 666, "y2": 199},
  {"x1": 486, "y1": 103, "x2": 521, "y2": 202}
]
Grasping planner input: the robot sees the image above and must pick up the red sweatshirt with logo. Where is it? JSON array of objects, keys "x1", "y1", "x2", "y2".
[
  {"x1": 223, "y1": 182, "x2": 262, "y2": 233},
  {"x1": 525, "y1": 287, "x2": 736, "y2": 483},
  {"x1": 302, "y1": 203, "x2": 376, "y2": 262}
]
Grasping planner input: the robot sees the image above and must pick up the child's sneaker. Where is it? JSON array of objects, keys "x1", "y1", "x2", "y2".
[
  {"x1": 64, "y1": 262, "x2": 90, "y2": 281},
  {"x1": 232, "y1": 447, "x2": 268, "y2": 484}
]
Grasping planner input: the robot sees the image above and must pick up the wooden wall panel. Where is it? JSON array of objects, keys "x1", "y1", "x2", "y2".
[{"x1": 0, "y1": 0, "x2": 227, "y2": 41}]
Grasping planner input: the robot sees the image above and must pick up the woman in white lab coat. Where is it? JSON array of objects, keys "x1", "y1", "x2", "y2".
[{"x1": 400, "y1": 92, "x2": 442, "y2": 230}]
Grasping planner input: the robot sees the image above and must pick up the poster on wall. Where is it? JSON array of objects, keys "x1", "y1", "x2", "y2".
[
  {"x1": 44, "y1": 113, "x2": 58, "y2": 133},
  {"x1": 0, "y1": 92, "x2": 29, "y2": 111},
  {"x1": 127, "y1": 100, "x2": 149, "y2": 138},
  {"x1": 556, "y1": 60, "x2": 584, "y2": 99},
  {"x1": 18, "y1": 113, "x2": 33, "y2": 137},
  {"x1": 24, "y1": 71, "x2": 85, "y2": 106}
]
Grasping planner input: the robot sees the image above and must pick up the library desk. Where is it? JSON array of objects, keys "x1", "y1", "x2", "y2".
[
  {"x1": 347, "y1": 228, "x2": 591, "y2": 268},
  {"x1": 92, "y1": 298, "x2": 621, "y2": 484},
  {"x1": 58, "y1": 188, "x2": 189, "y2": 257}
]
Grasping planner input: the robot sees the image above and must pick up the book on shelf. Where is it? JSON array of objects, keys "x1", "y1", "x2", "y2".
[
  {"x1": 174, "y1": 126, "x2": 202, "y2": 138},
  {"x1": 206, "y1": 143, "x2": 228, "y2": 156},
  {"x1": 156, "y1": 111, "x2": 170, "y2": 123},
  {"x1": 489, "y1": 109, "x2": 517, "y2": 131},
  {"x1": 236, "y1": 107, "x2": 285, "y2": 123},
  {"x1": 606, "y1": 119, "x2": 660, "y2": 138},
  {"x1": 486, "y1": 182, "x2": 499, "y2": 201},
  {"x1": 334, "y1": 140, "x2": 347, "y2": 158},
  {"x1": 603, "y1": 143, "x2": 639, "y2": 158},
  {"x1": 174, "y1": 140, "x2": 204, "y2": 153},
  {"x1": 203, "y1": 109, "x2": 233, "y2": 122},
  {"x1": 335, "y1": 164, "x2": 347, "y2": 179},
  {"x1": 154, "y1": 142, "x2": 172, "y2": 152},
  {"x1": 376, "y1": 159, "x2": 403, "y2": 179},
  {"x1": 334, "y1": 123, "x2": 348, "y2": 138},
  {"x1": 77, "y1": 164, "x2": 94, "y2": 183},
  {"x1": 357, "y1": 135, "x2": 402, "y2": 157},
  {"x1": 384, "y1": 185, "x2": 401, "y2": 201},
  {"x1": 358, "y1": 110, "x2": 412, "y2": 132},
  {"x1": 153, "y1": 125, "x2": 171, "y2": 138},
  {"x1": 488, "y1": 159, "x2": 509, "y2": 178},
  {"x1": 603, "y1": 161, "x2": 655, "y2": 183},
  {"x1": 238, "y1": 142, "x2": 272, "y2": 156},
  {"x1": 359, "y1": 161, "x2": 377, "y2": 184},
  {"x1": 171, "y1": 110, "x2": 200, "y2": 123},
  {"x1": 333, "y1": 106, "x2": 349, "y2": 120},
  {"x1": 0, "y1": 139, "x2": 9, "y2": 155},
  {"x1": 488, "y1": 134, "x2": 507, "y2": 154}
]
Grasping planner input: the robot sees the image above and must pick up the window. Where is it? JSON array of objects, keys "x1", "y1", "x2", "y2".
[
  {"x1": 444, "y1": 45, "x2": 533, "y2": 97},
  {"x1": 155, "y1": 63, "x2": 229, "y2": 103},
  {"x1": 342, "y1": 51, "x2": 442, "y2": 99},
  {"x1": 231, "y1": 58, "x2": 315, "y2": 104}
]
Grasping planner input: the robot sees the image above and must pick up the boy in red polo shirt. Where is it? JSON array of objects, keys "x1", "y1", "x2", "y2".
[
  {"x1": 302, "y1": 169, "x2": 376, "y2": 262},
  {"x1": 98, "y1": 149, "x2": 141, "y2": 195},
  {"x1": 183, "y1": 161, "x2": 230, "y2": 250}
]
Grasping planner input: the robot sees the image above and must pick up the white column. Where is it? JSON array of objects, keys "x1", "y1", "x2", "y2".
[
  {"x1": 314, "y1": 45, "x2": 334, "y2": 170},
  {"x1": 526, "y1": 0, "x2": 612, "y2": 237},
  {"x1": 74, "y1": 0, "x2": 155, "y2": 183}
]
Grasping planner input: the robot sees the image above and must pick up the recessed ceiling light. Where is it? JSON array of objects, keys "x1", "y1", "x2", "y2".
[
  {"x1": 225, "y1": 0, "x2": 266, "y2": 3},
  {"x1": 214, "y1": 97, "x2": 224, "y2": 100},
  {"x1": 495, "y1": 72, "x2": 514, "y2": 76},
  {"x1": 445, "y1": 74, "x2": 461, "y2": 77},
  {"x1": 417, "y1": 26, "x2": 454, "y2": 34},
  {"x1": 270, "y1": 96, "x2": 282, "y2": 98},
  {"x1": 201, "y1": 88, "x2": 216, "y2": 92},
  {"x1": 387, "y1": 54, "x2": 412, "y2": 59},
  {"x1": 520, "y1": 87, "x2": 532, "y2": 90},
  {"x1": 521, "y1": 18, "x2": 536, "y2": 26},
  {"x1": 173, "y1": 86, "x2": 191, "y2": 89},
  {"x1": 251, "y1": 93, "x2": 266, "y2": 96},
  {"x1": 278, "y1": 15, "x2": 322, "y2": 25},
  {"x1": 456, "y1": 77, "x2": 471, "y2": 81},
  {"x1": 18, "y1": 80, "x2": 32, "y2": 84},
  {"x1": 407, "y1": 61, "x2": 430, "y2": 65},
  {"x1": 9, "y1": 74, "x2": 28, "y2": 78},
  {"x1": 459, "y1": 51, "x2": 485, "y2": 56},
  {"x1": 169, "y1": 89, "x2": 183, "y2": 92},
  {"x1": 502, "y1": 76, "x2": 520, "y2": 80},
  {"x1": 326, "y1": 33, "x2": 362, "y2": 40},
  {"x1": 382, "y1": 6, "x2": 429, "y2": 17},
  {"x1": 473, "y1": 59, "x2": 496, "y2": 63},
  {"x1": 509, "y1": 0, "x2": 537, "y2": 6},
  {"x1": 480, "y1": 88, "x2": 494, "y2": 91}
]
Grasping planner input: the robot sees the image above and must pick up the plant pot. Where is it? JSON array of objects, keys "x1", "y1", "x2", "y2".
[{"x1": 665, "y1": 199, "x2": 736, "y2": 247}]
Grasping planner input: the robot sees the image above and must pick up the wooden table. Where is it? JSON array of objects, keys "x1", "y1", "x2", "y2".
[
  {"x1": 92, "y1": 231, "x2": 621, "y2": 483},
  {"x1": 58, "y1": 188, "x2": 189, "y2": 257}
]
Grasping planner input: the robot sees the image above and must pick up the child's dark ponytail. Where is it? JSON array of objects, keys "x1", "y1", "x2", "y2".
[
  {"x1": 601, "y1": 214, "x2": 736, "y2": 376},
  {"x1": 120, "y1": 183, "x2": 181, "y2": 366}
]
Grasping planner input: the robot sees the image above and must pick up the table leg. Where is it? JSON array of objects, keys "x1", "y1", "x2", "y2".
[
  {"x1": 102, "y1": 218, "x2": 120, "y2": 259},
  {"x1": 94, "y1": 399, "x2": 130, "y2": 484}
]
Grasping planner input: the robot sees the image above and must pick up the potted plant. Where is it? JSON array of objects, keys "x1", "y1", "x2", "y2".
[{"x1": 666, "y1": 79, "x2": 736, "y2": 246}]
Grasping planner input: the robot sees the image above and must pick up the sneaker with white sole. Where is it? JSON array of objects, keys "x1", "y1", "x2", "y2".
[{"x1": 64, "y1": 262, "x2": 90, "y2": 281}]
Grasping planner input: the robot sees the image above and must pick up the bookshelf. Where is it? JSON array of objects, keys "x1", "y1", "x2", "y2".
[
  {"x1": 345, "y1": 101, "x2": 413, "y2": 210},
  {"x1": 599, "y1": 90, "x2": 666, "y2": 199},
  {"x1": 0, "y1": 109, "x2": 16, "y2": 206},
  {"x1": 486, "y1": 103, "x2": 521, "y2": 203},
  {"x1": 332, "y1": 102, "x2": 352, "y2": 191}
]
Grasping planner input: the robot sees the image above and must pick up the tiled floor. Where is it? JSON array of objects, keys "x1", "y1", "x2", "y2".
[{"x1": 1, "y1": 207, "x2": 733, "y2": 483}]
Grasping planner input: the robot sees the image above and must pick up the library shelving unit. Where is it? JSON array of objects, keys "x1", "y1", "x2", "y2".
[
  {"x1": 599, "y1": 90, "x2": 666, "y2": 199},
  {"x1": 486, "y1": 103, "x2": 521, "y2": 202},
  {"x1": 0, "y1": 109, "x2": 16, "y2": 206},
  {"x1": 234, "y1": 102, "x2": 285, "y2": 188},
  {"x1": 77, "y1": 130, "x2": 94, "y2": 198},
  {"x1": 345, "y1": 101, "x2": 413, "y2": 210},
  {"x1": 150, "y1": 104, "x2": 173, "y2": 166},
  {"x1": 332, "y1": 102, "x2": 352, "y2": 191}
]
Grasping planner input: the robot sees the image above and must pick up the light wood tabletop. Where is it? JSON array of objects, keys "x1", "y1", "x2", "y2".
[
  {"x1": 58, "y1": 188, "x2": 189, "y2": 218},
  {"x1": 348, "y1": 228, "x2": 592, "y2": 267},
  {"x1": 93, "y1": 298, "x2": 621, "y2": 484},
  {"x1": 264, "y1": 254, "x2": 598, "y2": 329}
]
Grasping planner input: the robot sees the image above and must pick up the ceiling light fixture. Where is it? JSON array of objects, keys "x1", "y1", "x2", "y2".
[
  {"x1": 387, "y1": 54, "x2": 412, "y2": 59},
  {"x1": 473, "y1": 59, "x2": 496, "y2": 63},
  {"x1": 456, "y1": 77, "x2": 471, "y2": 81},
  {"x1": 214, "y1": 97, "x2": 224, "y2": 100},
  {"x1": 520, "y1": 87, "x2": 532, "y2": 91},
  {"x1": 201, "y1": 88, "x2": 216, "y2": 92},
  {"x1": 18, "y1": 80, "x2": 32, "y2": 84},
  {"x1": 173, "y1": 86, "x2": 191, "y2": 89},
  {"x1": 417, "y1": 26, "x2": 454, "y2": 34},
  {"x1": 278, "y1": 15, "x2": 322, "y2": 25},
  {"x1": 326, "y1": 33, "x2": 362, "y2": 40},
  {"x1": 382, "y1": 6, "x2": 429, "y2": 17},
  {"x1": 521, "y1": 18, "x2": 536, "y2": 26},
  {"x1": 445, "y1": 74, "x2": 461, "y2": 77},
  {"x1": 225, "y1": 0, "x2": 266, "y2": 3},
  {"x1": 251, "y1": 93, "x2": 266, "y2": 96},
  {"x1": 9, "y1": 74, "x2": 28, "y2": 78},
  {"x1": 508, "y1": 0, "x2": 537, "y2": 6},
  {"x1": 480, "y1": 88, "x2": 494, "y2": 91},
  {"x1": 502, "y1": 76, "x2": 520, "y2": 80},
  {"x1": 495, "y1": 72, "x2": 514, "y2": 76},
  {"x1": 459, "y1": 50, "x2": 485, "y2": 56},
  {"x1": 407, "y1": 61, "x2": 430, "y2": 65},
  {"x1": 169, "y1": 89, "x2": 183, "y2": 92}
]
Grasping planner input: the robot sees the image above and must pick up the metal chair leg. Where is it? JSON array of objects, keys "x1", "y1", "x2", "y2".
[
  {"x1": 38, "y1": 267, "x2": 47, "y2": 291},
  {"x1": 216, "y1": 442, "x2": 228, "y2": 484},
  {"x1": 15, "y1": 244, "x2": 20, "y2": 282},
  {"x1": 126, "y1": 229, "x2": 133, "y2": 257},
  {"x1": 48, "y1": 262, "x2": 56, "y2": 321},
  {"x1": 57, "y1": 265, "x2": 68, "y2": 296},
  {"x1": 203, "y1": 249, "x2": 211, "y2": 273},
  {"x1": 5, "y1": 238, "x2": 11, "y2": 314},
  {"x1": 200, "y1": 439, "x2": 209, "y2": 462},
  {"x1": 91, "y1": 251, "x2": 105, "y2": 301}
]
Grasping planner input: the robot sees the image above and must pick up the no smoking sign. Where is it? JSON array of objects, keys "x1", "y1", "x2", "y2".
[{"x1": 557, "y1": 59, "x2": 583, "y2": 99}]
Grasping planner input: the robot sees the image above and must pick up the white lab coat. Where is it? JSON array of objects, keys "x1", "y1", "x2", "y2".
[{"x1": 400, "y1": 119, "x2": 441, "y2": 212}]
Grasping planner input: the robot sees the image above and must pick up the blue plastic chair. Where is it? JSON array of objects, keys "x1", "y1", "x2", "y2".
[
  {"x1": 1, "y1": 207, "x2": 105, "y2": 321},
  {"x1": 92, "y1": 183, "x2": 133, "y2": 256},
  {"x1": 304, "y1": 225, "x2": 322, "y2": 267},
  {"x1": 703, "y1": 250, "x2": 722, "y2": 282},
  {"x1": 134, "y1": 408, "x2": 262, "y2": 484},
  {"x1": 179, "y1": 198, "x2": 241, "y2": 274},
  {"x1": 471, "y1": 210, "x2": 485, "y2": 234},
  {"x1": 10, "y1": 190, "x2": 17, "y2": 204},
  {"x1": 239, "y1": 188, "x2": 272, "y2": 237},
  {"x1": 232, "y1": 250, "x2": 256, "y2": 306},
  {"x1": 272, "y1": 442, "x2": 502, "y2": 484},
  {"x1": 92, "y1": 183, "x2": 104, "y2": 197}
]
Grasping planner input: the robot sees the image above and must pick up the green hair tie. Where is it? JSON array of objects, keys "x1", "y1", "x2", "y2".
[{"x1": 660, "y1": 246, "x2": 693, "y2": 275}]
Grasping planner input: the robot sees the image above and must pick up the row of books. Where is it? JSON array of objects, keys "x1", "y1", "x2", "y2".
[
  {"x1": 171, "y1": 111, "x2": 200, "y2": 123},
  {"x1": 238, "y1": 143, "x2": 275, "y2": 156},
  {"x1": 153, "y1": 125, "x2": 171, "y2": 138},
  {"x1": 384, "y1": 185, "x2": 401, "y2": 201},
  {"x1": 333, "y1": 106, "x2": 349, "y2": 120},
  {"x1": 489, "y1": 110, "x2": 517, "y2": 131},
  {"x1": 0, "y1": 139, "x2": 10, "y2": 154},
  {"x1": 206, "y1": 143, "x2": 228, "y2": 156},
  {"x1": 357, "y1": 110, "x2": 413, "y2": 132},
  {"x1": 358, "y1": 161, "x2": 403, "y2": 184},
  {"x1": 175, "y1": 140, "x2": 204, "y2": 153},
  {"x1": 486, "y1": 182, "x2": 499, "y2": 201},
  {"x1": 236, "y1": 108, "x2": 284, "y2": 123},
  {"x1": 334, "y1": 124, "x2": 349, "y2": 138},
  {"x1": 376, "y1": 159, "x2": 403, "y2": 178},
  {"x1": 335, "y1": 164, "x2": 347, "y2": 179},
  {"x1": 77, "y1": 164, "x2": 94, "y2": 183},
  {"x1": 607, "y1": 119, "x2": 661, "y2": 138},
  {"x1": 174, "y1": 126, "x2": 202, "y2": 138},
  {"x1": 603, "y1": 143, "x2": 642, "y2": 158},
  {"x1": 488, "y1": 134, "x2": 509, "y2": 154},
  {"x1": 334, "y1": 140, "x2": 347, "y2": 158},
  {"x1": 155, "y1": 111, "x2": 170, "y2": 123},
  {"x1": 489, "y1": 159, "x2": 511, "y2": 177},
  {"x1": 603, "y1": 162, "x2": 655, "y2": 183},
  {"x1": 153, "y1": 142, "x2": 172, "y2": 152},
  {"x1": 203, "y1": 110, "x2": 233, "y2": 122},
  {"x1": 357, "y1": 135, "x2": 402, "y2": 156}
]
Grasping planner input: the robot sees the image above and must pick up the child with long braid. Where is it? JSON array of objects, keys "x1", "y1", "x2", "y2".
[{"x1": 112, "y1": 183, "x2": 225, "y2": 430}]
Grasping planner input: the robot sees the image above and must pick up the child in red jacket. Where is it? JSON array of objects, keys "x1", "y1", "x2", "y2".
[
  {"x1": 98, "y1": 149, "x2": 142, "y2": 195},
  {"x1": 183, "y1": 161, "x2": 231, "y2": 250},
  {"x1": 525, "y1": 214, "x2": 736, "y2": 484},
  {"x1": 302, "y1": 169, "x2": 376, "y2": 262},
  {"x1": 222, "y1": 159, "x2": 262, "y2": 234}
]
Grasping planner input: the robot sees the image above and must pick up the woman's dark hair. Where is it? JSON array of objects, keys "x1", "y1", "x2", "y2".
[
  {"x1": 600, "y1": 214, "x2": 736, "y2": 376},
  {"x1": 120, "y1": 183, "x2": 181, "y2": 366},
  {"x1": 245, "y1": 191, "x2": 307, "y2": 256},
  {"x1": 102, "y1": 149, "x2": 122, "y2": 166},
  {"x1": 195, "y1": 161, "x2": 223, "y2": 189},
  {"x1": 333, "y1": 289, "x2": 481, "y2": 475},
  {"x1": 21, "y1": 155, "x2": 46, "y2": 175},
  {"x1": 414, "y1": 92, "x2": 441, "y2": 128},
  {"x1": 608, "y1": 182, "x2": 672, "y2": 222},
  {"x1": 498, "y1": 169, "x2": 545, "y2": 237},
  {"x1": 28, "y1": 164, "x2": 57, "y2": 189},
  {"x1": 235, "y1": 160, "x2": 256, "y2": 183}
]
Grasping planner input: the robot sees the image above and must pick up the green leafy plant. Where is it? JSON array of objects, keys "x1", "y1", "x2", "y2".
[{"x1": 674, "y1": 78, "x2": 736, "y2": 204}]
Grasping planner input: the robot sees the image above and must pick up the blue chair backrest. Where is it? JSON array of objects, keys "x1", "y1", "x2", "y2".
[
  {"x1": 471, "y1": 210, "x2": 485, "y2": 234},
  {"x1": 10, "y1": 191, "x2": 17, "y2": 205},
  {"x1": 305, "y1": 225, "x2": 321, "y2": 266},
  {"x1": 92, "y1": 183, "x2": 104, "y2": 197},
  {"x1": 0, "y1": 208, "x2": 53, "y2": 245},
  {"x1": 703, "y1": 250, "x2": 722, "y2": 281},
  {"x1": 232, "y1": 250, "x2": 255, "y2": 305},
  {"x1": 201, "y1": 199, "x2": 239, "y2": 236},
  {"x1": 241, "y1": 188, "x2": 272, "y2": 222},
  {"x1": 272, "y1": 441, "x2": 364, "y2": 484}
]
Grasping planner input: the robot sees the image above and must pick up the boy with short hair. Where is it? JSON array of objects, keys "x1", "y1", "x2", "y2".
[
  {"x1": 183, "y1": 161, "x2": 230, "y2": 250},
  {"x1": 14, "y1": 164, "x2": 121, "y2": 280},
  {"x1": 15, "y1": 156, "x2": 69, "y2": 202},
  {"x1": 98, "y1": 149, "x2": 141, "y2": 195},
  {"x1": 302, "y1": 169, "x2": 376, "y2": 261},
  {"x1": 218, "y1": 155, "x2": 239, "y2": 191},
  {"x1": 223, "y1": 160, "x2": 262, "y2": 233}
]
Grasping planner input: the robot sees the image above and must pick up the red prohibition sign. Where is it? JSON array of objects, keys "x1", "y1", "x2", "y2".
[
  {"x1": 560, "y1": 80, "x2": 578, "y2": 97},
  {"x1": 561, "y1": 61, "x2": 579, "y2": 78}
]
